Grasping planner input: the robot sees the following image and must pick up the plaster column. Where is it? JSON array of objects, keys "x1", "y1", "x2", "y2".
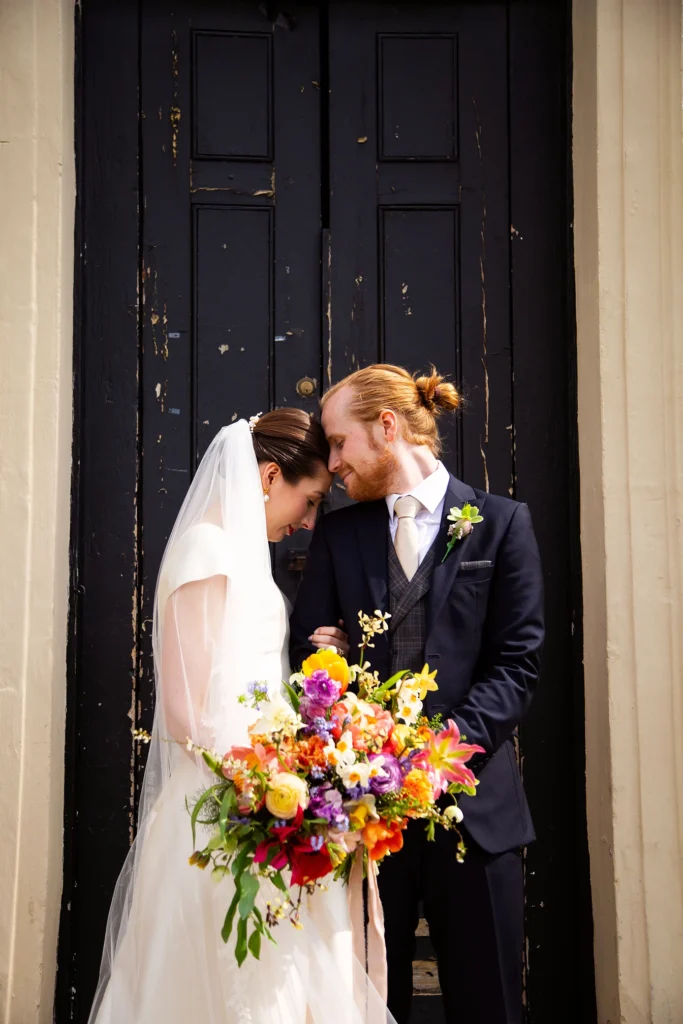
[
  {"x1": 0, "y1": 0, "x2": 75, "y2": 1020},
  {"x1": 573, "y1": 0, "x2": 683, "y2": 1020}
]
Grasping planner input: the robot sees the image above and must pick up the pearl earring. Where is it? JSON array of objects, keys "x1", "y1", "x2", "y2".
[{"x1": 263, "y1": 490, "x2": 270, "y2": 503}]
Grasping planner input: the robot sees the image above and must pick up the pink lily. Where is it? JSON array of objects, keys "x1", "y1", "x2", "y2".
[{"x1": 427, "y1": 719, "x2": 485, "y2": 797}]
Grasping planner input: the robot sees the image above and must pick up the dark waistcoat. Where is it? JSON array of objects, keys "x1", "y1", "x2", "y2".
[{"x1": 387, "y1": 538, "x2": 436, "y2": 677}]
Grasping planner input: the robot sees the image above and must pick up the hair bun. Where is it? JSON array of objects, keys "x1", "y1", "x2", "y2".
[{"x1": 414, "y1": 368, "x2": 460, "y2": 414}]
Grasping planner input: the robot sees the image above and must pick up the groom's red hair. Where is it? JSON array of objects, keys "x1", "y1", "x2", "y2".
[{"x1": 321, "y1": 363, "x2": 460, "y2": 456}]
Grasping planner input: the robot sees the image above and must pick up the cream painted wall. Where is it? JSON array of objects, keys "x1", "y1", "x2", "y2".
[
  {"x1": 573, "y1": 0, "x2": 683, "y2": 1021},
  {"x1": 0, "y1": 0, "x2": 74, "y2": 1021}
]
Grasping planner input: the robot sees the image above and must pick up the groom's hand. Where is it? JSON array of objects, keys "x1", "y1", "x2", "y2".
[{"x1": 308, "y1": 620, "x2": 349, "y2": 657}]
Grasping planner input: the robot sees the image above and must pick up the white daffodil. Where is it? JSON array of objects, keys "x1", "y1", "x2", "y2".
[
  {"x1": 367, "y1": 755, "x2": 388, "y2": 781},
  {"x1": 397, "y1": 675, "x2": 420, "y2": 696},
  {"x1": 399, "y1": 688, "x2": 423, "y2": 709},
  {"x1": 324, "y1": 730, "x2": 357, "y2": 767},
  {"x1": 251, "y1": 694, "x2": 300, "y2": 738},
  {"x1": 344, "y1": 793, "x2": 380, "y2": 827},
  {"x1": 396, "y1": 701, "x2": 420, "y2": 726},
  {"x1": 337, "y1": 760, "x2": 373, "y2": 789}
]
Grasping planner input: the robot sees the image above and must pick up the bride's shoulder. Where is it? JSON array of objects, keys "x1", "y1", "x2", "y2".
[{"x1": 157, "y1": 521, "x2": 232, "y2": 607}]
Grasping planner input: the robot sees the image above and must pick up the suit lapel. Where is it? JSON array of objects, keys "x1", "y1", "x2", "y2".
[
  {"x1": 428, "y1": 475, "x2": 485, "y2": 631},
  {"x1": 354, "y1": 500, "x2": 389, "y2": 614}
]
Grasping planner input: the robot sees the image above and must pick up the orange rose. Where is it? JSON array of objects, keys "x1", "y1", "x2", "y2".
[
  {"x1": 301, "y1": 649, "x2": 350, "y2": 695},
  {"x1": 294, "y1": 735, "x2": 328, "y2": 771},
  {"x1": 362, "y1": 818, "x2": 406, "y2": 861},
  {"x1": 401, "y1": 769, "x2": 433, "y2": 811}
]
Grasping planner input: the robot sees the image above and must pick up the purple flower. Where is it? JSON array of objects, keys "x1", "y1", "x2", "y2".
[
  {"x1": 344, "y1": 784, "x2": 367, "y2": 802},
  {"x1": 309, "y1": 786, "x2": 348, "y2": 830},
  {"x1": 245, "y1": 680, "x2": 270, "y2": 708},
  {"x1": 299, "y1": 696, "x2": 329, "y2": 723},
  {"x1": 305, "y1": 716, "x2": 332, "y2": 742},
  {"x1": 302, "y1": 670, "x2": 341, "y2": 709},
  {"x1": 310, "y1": 835, "x2": 325, "y2": 851},
  {"x1": 369, "y1": 754, "x2": 403, "y2": 795}
]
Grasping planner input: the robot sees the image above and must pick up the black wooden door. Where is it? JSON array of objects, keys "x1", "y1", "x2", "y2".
[{"x1": 59, "y1": 2, "x2": 594, "y2": 1022}]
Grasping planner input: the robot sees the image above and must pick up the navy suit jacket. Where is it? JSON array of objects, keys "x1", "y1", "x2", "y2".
[{"x1": 289, "y1": 474, "x2": 544, "y2": 854}]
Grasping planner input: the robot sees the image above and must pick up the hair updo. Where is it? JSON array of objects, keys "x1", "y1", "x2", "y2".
[
  {"x1": 320, "y1": 363, "x2": 460, "y2": 456},
  {"x1": 251, "y1": 408, "x2": 329, "y2": 483}
]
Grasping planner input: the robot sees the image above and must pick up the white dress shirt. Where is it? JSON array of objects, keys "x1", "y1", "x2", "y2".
[{"x1": 386, "y1": 461, "x2": 450, "y2": 566}]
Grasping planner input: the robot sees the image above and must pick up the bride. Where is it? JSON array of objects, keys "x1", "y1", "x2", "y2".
[{"x1": 89, "y1": 410, "x2": 394, "y2": 1023}]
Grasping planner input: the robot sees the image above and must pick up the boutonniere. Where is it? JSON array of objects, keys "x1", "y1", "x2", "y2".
[{"x1": 442, "y1": 504, "x2": 484, "y2": 563}]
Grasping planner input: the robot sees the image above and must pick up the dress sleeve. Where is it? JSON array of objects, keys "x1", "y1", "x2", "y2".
[
  {"x1": 157, "y1": 523, "x2": 232, "y2": 749},
  {"x1": 157, "y1": 522, "x2": 232, "y2": 610}
]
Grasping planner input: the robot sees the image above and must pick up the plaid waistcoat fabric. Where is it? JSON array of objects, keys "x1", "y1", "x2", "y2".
[{"x1": 387, "y1": 536, "x2": 437, "y2": 677}]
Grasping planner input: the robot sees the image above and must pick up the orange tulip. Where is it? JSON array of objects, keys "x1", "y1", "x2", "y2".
[{"x1": 362, "y1": 817, "x2": 407, "y2": 861}]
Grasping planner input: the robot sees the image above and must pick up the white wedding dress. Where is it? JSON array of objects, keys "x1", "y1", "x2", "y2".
[{"x1": 89, "y1": 422, "x2": 391, "y2": 1024}]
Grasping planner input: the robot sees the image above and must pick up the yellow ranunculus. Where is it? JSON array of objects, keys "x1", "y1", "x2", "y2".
[
  {"x1": 301, "y1": 648, "x2": 350, "y2": 692},
  {"x1": 265, "y1": 772, "x2": 309, "y2": 819}
]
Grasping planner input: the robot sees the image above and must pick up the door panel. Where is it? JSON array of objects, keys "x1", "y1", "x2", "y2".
[
  {"x1": 60, "y1": 3, "x2": 591, "y2": 1022},
  {"x1": 327, "y1": 2, "x2": 512, "y2": 497}
]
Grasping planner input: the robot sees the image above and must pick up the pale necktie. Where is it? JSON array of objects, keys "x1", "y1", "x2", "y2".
[{"x1": 393, "y1": 495, "x2": 423, "y2": 581}]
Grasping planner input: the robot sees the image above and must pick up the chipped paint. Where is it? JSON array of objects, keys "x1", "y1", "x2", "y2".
[
  {"x1": 170, "y1": 106, "x2": 181, "y2": 163},
  {"x1": 325, "y1": 237, "x2": 332, "y2": 385},
  {"x1": 154, "y1": 381, "x2": 167, "y2": 413},
  {"x1": 161, "y1": 303, "x2": 169, "y2": 360},
  {"x1": 479, "y1": 438, "x2": 489, "y2": 492},
  {"x1": 473, "y1": 98, "x2": 490, "y2": 491},
  {"x1": 401, "y1": 281, "x2": 412, "y2": 317},
  {"x1": 169, "y1": 32, "x2": 180, "y2": 164}
]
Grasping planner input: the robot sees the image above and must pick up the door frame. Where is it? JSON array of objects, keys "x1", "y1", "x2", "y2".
[{"x1": 57, "y1": 3, "x2": 593, "y2": 1021}]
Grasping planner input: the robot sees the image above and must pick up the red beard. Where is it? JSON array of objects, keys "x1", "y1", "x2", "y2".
[{"x1": 342, "y1": 443, "x2": 399, "y2": 502}]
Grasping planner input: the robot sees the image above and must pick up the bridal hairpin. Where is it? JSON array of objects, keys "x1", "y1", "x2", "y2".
[{"x1": 248, "y1": 412, "x2": 263, "y2": 432}]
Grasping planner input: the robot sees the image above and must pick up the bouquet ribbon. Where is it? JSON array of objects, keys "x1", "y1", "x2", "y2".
[{"x1": 348, "y1": 848, "x2": 388, "y2": 1004}]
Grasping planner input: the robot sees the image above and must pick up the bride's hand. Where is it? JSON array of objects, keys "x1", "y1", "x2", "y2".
[{"x1": 308, "y1": 620, "x2": 350, "y2": 657}]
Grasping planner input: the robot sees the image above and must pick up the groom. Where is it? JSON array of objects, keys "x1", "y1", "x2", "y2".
[{"x1": 290, "y1": 364, "x2": 544, "y2": 1024}]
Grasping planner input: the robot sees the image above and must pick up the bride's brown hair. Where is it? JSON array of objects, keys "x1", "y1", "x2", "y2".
[
  {"x1": 251, "y1": 408, "x2": 329, "y2": 483},
  {"x1": 321, "y1": 364, "x2": 460, "y2": 456}
]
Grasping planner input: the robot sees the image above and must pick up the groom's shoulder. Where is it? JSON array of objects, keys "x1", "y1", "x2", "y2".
[
  {"x1": 468, "y1": 484, "x2": 533, "y2": 533},
  {"x1": 318, "y1": 499, "x2": 384, "y2": 535}
]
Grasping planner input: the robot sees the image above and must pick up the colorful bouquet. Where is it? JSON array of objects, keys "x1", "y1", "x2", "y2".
[{"x1": 187, "y1": 611, "x2": 484, "y2": 965}]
